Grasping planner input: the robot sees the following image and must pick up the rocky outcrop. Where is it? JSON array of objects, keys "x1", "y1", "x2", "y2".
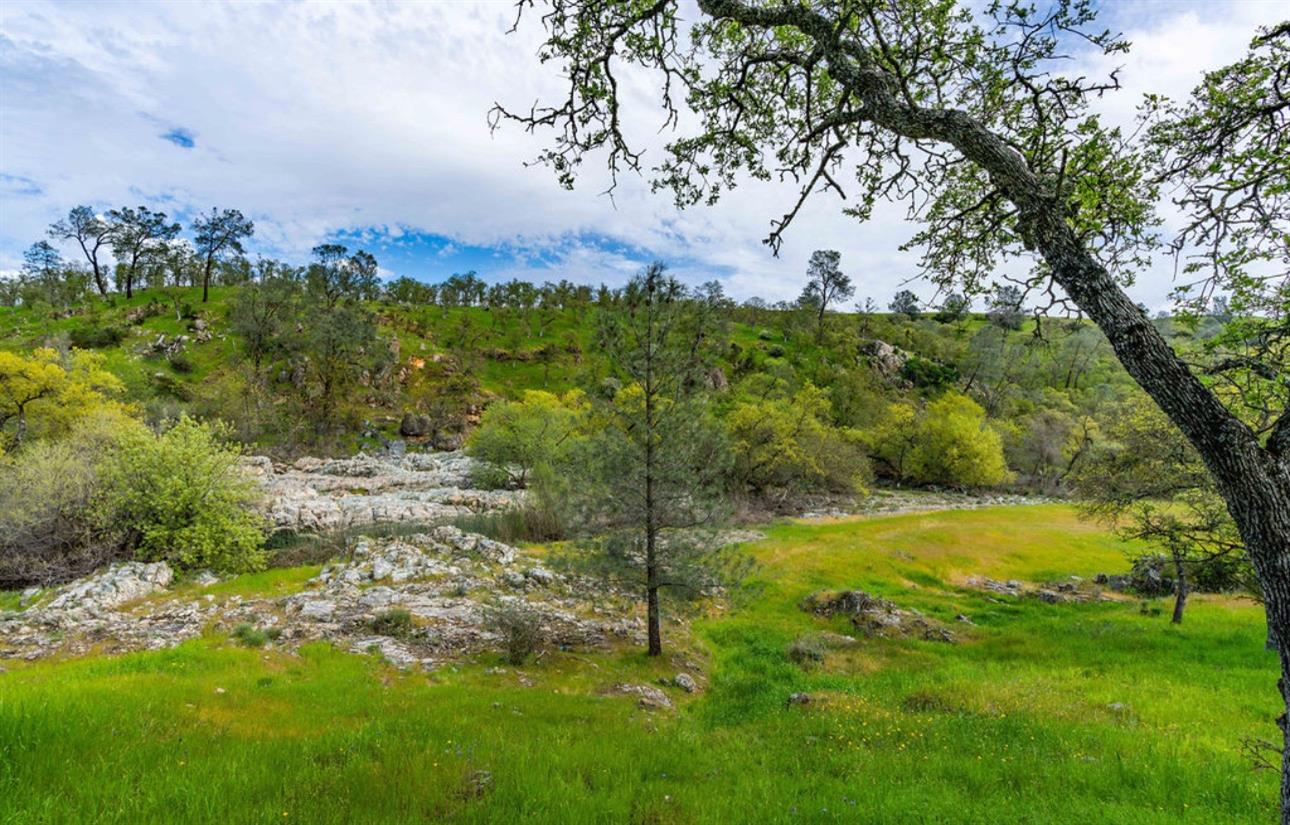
[
  {"x1": 801, "y1": 589, "x2": 955, "y2": 643},
  {"x1": 245, "y1": 451, "x2": 522, "y2": 531},
  {"x1": 1, "y1": 530, "x2": 644, "y2": 668},
  {"x1": 858, "y1": 339, "x2": 910, "y2": 382},
  {"x1": 44, "y1": 562, "x2": 173, "y2": 613},
  {"x1": 967, "y1": 575, "x2": 1108, "y2": 604}
]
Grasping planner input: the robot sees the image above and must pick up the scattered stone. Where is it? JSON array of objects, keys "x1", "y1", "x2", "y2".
[
  {"x1": 786, "y1": 692, "x2": 812, "y2": 707},
  {"x1": 611, "y1": 683, "x2": 673, "y2": 710},
  {"x1": 673, "y1": 672, "x2": 698, "y2": 693},
  {"x1": 800, "y1": 589, "x2": 955, "y2": 643},
  {"x1": 191, "y1": 571, "x2": 219, "y2": 587},
  {"x1": 298, "y1": 600, "x2": 336, "y2": 620}
]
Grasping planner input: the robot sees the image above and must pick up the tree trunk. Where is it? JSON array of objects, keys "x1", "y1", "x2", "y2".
[{"x1": 1171, "y1": 551, "x2": 1188, "y2": 625}]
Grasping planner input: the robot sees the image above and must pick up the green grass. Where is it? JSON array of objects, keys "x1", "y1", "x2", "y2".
[{"x1": 0, "y1": 505, "x2": 1278, "y2": 823}]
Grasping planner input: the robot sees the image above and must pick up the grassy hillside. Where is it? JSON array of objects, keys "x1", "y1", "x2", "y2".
[
  {"x1": 0, "y1": 506, "x2": 1275, "y2": 823},
  {"x1": 0, "y1": 283, "x2": 1149, "y2": 474}
]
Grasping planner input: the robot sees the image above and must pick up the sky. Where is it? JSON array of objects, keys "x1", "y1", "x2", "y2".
[{"x1": 0, "y1": 0, "x2": 1281, "y2": 307}]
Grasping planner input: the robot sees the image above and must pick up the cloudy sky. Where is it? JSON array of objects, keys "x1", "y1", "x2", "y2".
[{"x1": 0, "y1": 0, "x2": 1280, "y2": 305}]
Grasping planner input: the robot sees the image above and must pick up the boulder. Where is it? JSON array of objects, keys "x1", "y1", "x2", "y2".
[{"x1": 399, "y1": 412, "x2": 434, "y2": 437}]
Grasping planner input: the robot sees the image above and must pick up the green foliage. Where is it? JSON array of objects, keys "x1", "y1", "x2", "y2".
[
  {"x1": 864, "y1": 393, "x2": 1010, "y2": 487},
  {"x1": 483, "y1": 600, "x2": 543, "y2": 665},
  {"x1": 900, "y1": 355, "x2": 959, "y2": 390},
  {"x1": 68, "y1": 325, "x2": 125, "y2": 349},
  {"x1": 232, "y1": 623, "x2": 269, "y2": 648},
  {"x1": 466, "y1": 389, "x2": 585, "y2": 488},
  {"x1": 0, "y1": 347, "x2": 127, "y2": 452},
  {"x1": 367, "y1": 609, "x2": 414, "y2": 639},
  {"x1": 99, "y1": 416, "x2": 267, "y2": 574},
  {"x1": 725, "y1": 383, "x2": 869, "y2": 494},
  {"x1": 906, "y1": 393, "x2": 1011, "y2": 487},
  {"x1": 0, "y1": 410, "x2": 146, "y2": 586}
]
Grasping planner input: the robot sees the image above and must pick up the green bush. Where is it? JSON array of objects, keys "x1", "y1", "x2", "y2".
[
  {"x1": 168, "y1": 353, "x2": 195, "y2": 374},
  {"x1": 232, "y1": 623, "x2": 269, "y2": 647},
  {"x1": 68, "y1": 325, "x2": 124, "y2": 349},
  {"x1": 484, "y1": 601, "x2": 543, "y2": 665},
  {"x1": 99, "y1": 416, "x2": 267, "y2": 574},
  {"x1": 786, "y1": 634, "x2": 827, "y2": 668},
  {"x1": 367, "y1": 608, "x2": 414, "y2": 638}
]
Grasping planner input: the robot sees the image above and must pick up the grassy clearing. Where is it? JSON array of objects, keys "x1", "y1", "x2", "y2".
[{"x1": 0, "y1": 505, "x2": 1277, "y2": 823}]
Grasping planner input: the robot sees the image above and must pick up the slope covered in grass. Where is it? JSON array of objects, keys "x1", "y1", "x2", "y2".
[{"x1": 0, "y1": 505, "x2": 1276, "y2": 823}]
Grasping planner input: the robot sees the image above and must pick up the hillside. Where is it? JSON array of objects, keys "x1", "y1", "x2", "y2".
[{"x1": 0, "y1": 283, "x2": 1155, "y2": 484}]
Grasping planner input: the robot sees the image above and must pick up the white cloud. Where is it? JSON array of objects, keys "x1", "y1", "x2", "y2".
[{"x1": 0, "y1": 0, "x2": 1278, "y2": 305}]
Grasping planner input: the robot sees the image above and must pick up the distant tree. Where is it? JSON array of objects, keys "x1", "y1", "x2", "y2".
[
  {"x1": 305, "y1": 244, "x2": 381, "y2": 308},
  {"x1": 192, "y1": 208, "x2": 254, "y2": 302},
  {"x1": 574, "y1": 264, "x2": 730, "y2": 656},
  {"x1": 934, "y1": 292, "x2": 971, "y2": 324},
  {"x1": 294, "y1": 304, "x2": 379, "y2": 435},
  {"x1": 888, "y1": 289, "x2": 921, "y2": 319},
  {"x1": 986, "y1": 285, "x2": 1025, "y2": 330},
  {"x1": 230, "y1": 276, "x2": 299, "y2": 375},
  {"x1": 49, "y1": 206, "x2": 113, "y2": 297},
  {"x1": 19, "y1": 241, "x2": 84, "y2": 308},
  {"x1": 105, "y1": 206, "x2": 180, "y2": 299},
  {"x1": 798, "y1": 250, "x2": 854, "y2": 342}
]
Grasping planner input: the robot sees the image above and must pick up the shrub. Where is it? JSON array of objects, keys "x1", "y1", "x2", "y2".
[
  {"x1": 452, "y1": 500, "x2": 566, "y2": 544},
  {"x1": 232, "y1": 623, "x2": 269, "y2": 647},
  {"x1": 726, "y1": 384, "x2": 871, "y2": 495},
  {"x1": 368, "y1": 608, "x2": 414, "y2": 638},
  {"x1": 98, "y1": 416, "x2": 267, "y2": 575},
  {"x1": 466, "y1": 390, "x2": 585, "y2": 488},
  {"x1": 168, "y1": 353, "x2": 195, "y2": 374},
  {"x1": 907, "y1": 393, "x2": 1011, "y2": 487},
  {"x1": 484, "y1": 601, "x2": 543, "y2": 665},
  {"x1": 68, "y1": 325, "x2": 124, "y2": 349},
  {"x1": 0, "y1": 410, "x2": 147, "y2": 587},
  {"x1": 899, "y1": 356, "x2": 959, "y2": 390},
  {"x1": 786, "y1": 634, "x2": 827, "y2": 668}
]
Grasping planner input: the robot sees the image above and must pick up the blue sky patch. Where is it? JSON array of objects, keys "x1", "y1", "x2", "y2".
[{"x1": 160, "y1": 128, "x2": 195, "y2": 149}]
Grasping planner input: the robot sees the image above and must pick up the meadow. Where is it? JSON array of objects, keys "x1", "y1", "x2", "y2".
[{"x1": 0, "y1": 505, "x2": 1276, "y2": 823}]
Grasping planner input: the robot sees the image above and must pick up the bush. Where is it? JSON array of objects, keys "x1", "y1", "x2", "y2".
[
  {"x1": 907, "y1": 393, "x2": 1010, "y2": 487},
  {"x1": 368, "y1": 608, "x2": 414, "y2": 638},
  {"x1": 68, "y1": 325, "x2": 124, "y2": 349},
  {"x1": 98, "y1": 416, "x2": 267, "y2": 575},
  {"x1": 726, "y1": 384, "x2": 871, "y2": 495},
  {"x1": 232, "y1": 623, "x2": 269, "y2": 647},
  {"x1": 484, "y1": 601, "x2": 543, "y2": 665},
  {"x1": 0, "y1": 410, "x2": 146, "y2": 587},
  {"x1": 168, "y1": 353, "x2": 195, "y2": 374},
  {"x1": 786, "y1": 634, "x2": 827, "y2": 668},
  {"x1": 452, "y1": 500, "x2": 566, "y2": 544},
  {"x1": 466, "y1": 390, "x2": 585, "y2": 488}
]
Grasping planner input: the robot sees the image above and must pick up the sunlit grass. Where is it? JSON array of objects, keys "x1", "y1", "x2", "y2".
[{"x1": 0, "y1": 505, "x2": 1277, "y2": 823}]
